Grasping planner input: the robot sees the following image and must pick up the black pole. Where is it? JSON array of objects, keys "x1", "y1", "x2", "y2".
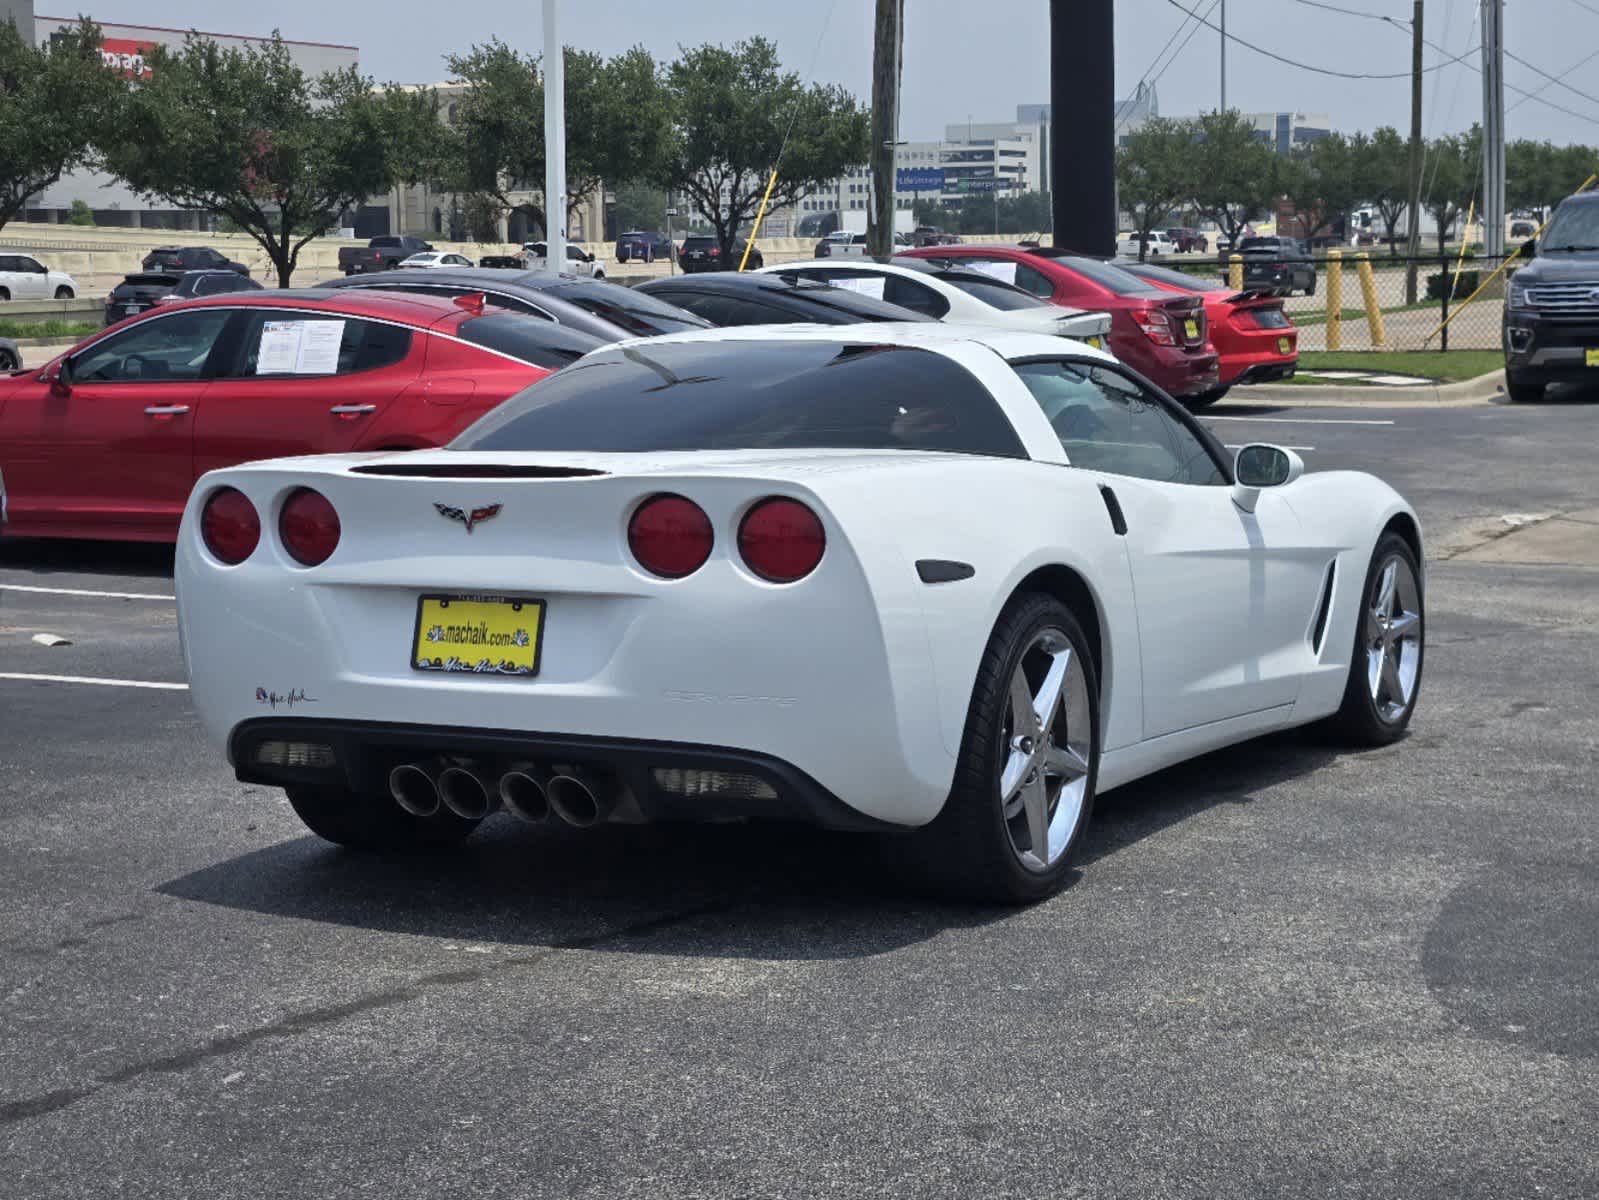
[{"x1": 1050, "y1": 0, "x2": 1115, "y2": 255}]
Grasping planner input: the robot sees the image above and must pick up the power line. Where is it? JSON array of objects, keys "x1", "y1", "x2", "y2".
[
  {"x1": 1160, "y1": 0, "x2": 1473, "y2": 80},
  {"x1": 1286, "y1": 0, "x2": 1409, "y2": 31},
  {"x1": 1507, "y1": 43, "x2": 1599, "y2": 116},
  {"x1": 1503, "y1": 48, "x2": 1599, "y2": 112},
  {"x1": 1117, "y1": 0, "x2": 1222, "y2": 131}
]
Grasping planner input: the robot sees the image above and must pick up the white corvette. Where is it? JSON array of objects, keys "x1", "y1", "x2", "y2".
[{"x1": 176, "y1": 324, "x2": 1424, "y2": 901}]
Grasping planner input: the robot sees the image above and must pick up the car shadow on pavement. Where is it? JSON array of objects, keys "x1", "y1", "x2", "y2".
[
  {"x1": 156, "y1": 731, "x2": 1343, "y2": 961},
  {"x1": 0, "y1": 536, "x2": 175, "y2": 580}
]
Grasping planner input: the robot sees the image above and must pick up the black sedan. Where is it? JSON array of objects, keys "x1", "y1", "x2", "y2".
[
  {"x1": 317, "y1": 268, "x2": 711, "y2": 341},
  {"x1": 140, "y1": 245, "x2": 251, "y2": 276},
  {"x1": 636, "y1": 272, "x2": 934, "y2": 327}
]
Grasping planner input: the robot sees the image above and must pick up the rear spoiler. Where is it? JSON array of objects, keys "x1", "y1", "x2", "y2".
[{"x1": 1221, "y1": 290, "x2": 1285, "y2": 306}]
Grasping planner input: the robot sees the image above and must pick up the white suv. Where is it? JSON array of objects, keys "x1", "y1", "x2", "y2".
[{"x1": 0, "y1": 254, "x2": 77, "y2": 301}]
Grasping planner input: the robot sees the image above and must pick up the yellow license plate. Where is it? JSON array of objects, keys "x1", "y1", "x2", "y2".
[
  {"x1": 1085, "y1": 335, "x2": 1103, "y2": 349},
  {"x1": 412, "y1": 594, "x2": 544, "y2": 677},
  {"x1": 1278, "y1": 336, "x2": 1292, "y2": 355},
  {"x1": 1183, "y1": 319, "x2": 1200, "y2": 340},
  {"x1": 1586, "y1": 348, "x2": 1599, "y2": 367}
]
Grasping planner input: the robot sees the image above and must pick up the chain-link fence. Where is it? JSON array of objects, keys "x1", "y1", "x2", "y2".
[{"x1": 1166, "y1": 252, "x2": 1516, "y2": 353}]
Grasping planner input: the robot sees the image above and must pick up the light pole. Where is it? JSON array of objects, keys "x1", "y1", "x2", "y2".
[{"x1": 542, "y1": 0, "x2": 566, "y2": 273}]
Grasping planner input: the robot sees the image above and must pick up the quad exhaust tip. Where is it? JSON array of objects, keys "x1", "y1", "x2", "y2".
[
  {"x1": 546, "y1": 769, "x2": 617, "y2": 829},
  {"x1": 499, "y1": 764, "x2": 551, "y2": 824},
  {"x1": 438, "y1": 764, "x2": 499, "y2": 821},
  {"x1": 389, "y1": 762, "x2": 444, "y2": 817}
]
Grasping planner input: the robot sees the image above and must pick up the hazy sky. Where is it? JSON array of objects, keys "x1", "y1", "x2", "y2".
[{"x1": 59, "y1": 0, "x2": 1599, "y2": 145}]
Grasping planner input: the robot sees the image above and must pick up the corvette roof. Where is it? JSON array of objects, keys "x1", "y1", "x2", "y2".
[{"x1": 607, "y1": 319, "x2": 1116, "y2": 365}]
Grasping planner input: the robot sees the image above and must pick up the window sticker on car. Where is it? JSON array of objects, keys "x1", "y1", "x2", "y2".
[
  {"x1": 831, "y1": 276, "x2": 886, "y2": 300},
  {"x1": 256, "y1": 319, "x2": 345, "y2": 375},
  {"x1": 965, "y1": 260, "x2": 1019, "y2": 285}
]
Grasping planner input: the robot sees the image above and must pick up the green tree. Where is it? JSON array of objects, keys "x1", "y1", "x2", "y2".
[
  {"x1": 1359, "y1": 126, "x2": 1413, "y2": 252},
  {"x1": 612, "y1": 180, "x2": 668, "y2": 232},
  {"x1": 1279, "y1": 133, "x2": 1366, "y2": 245},
  {"x1": 0, "y1": 18, "x2": 128, "y2": 235},
  {"x1": 660, "y1": 37, "x2": 869, "y2": 262},
  {"x1": 101, "y1": 34, "x2": 439, "y2": 286},
  {"x1": 1189, "y1": 110, "x2": 1278, "y2": 250},
  {"x1": 1116, "y1": 117, "x2": 1194, "y2": 260},
  {"x1": 1422, "y1": 129, "x2": 1479, "y2": 256},
  {"x1": 66, "y1": 198, "x2": 95, "y2": 226},
  {"x1": 442, "y1": 41, "x2": 672, "y2": 237}
]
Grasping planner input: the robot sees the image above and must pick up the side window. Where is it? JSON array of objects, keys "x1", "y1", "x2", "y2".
[
  {"x1": 1012, "y1": 360, "x2": 1226, "y2": 486},
  {"x1": 223, "y1": 312, "x2": 412, "y2": 378},
  {"x1": 19, "y1": 256, "x2": 46, "y2": 274},
  {"x1": 1013, "y1": 263, "x2": 1056, "y2": 298},
  {"x1": 71, "y1": 309, "x2": 233, "y2": 383},
  {"x1": 881, "y1": 275, "x2": 950, "y2": 318},
  {"x1": 705, "y1": 296, "x2": 802, "y2": 327},
  {"x1": 0, "y1": 256, "x2": 16, "y2": 273},
  {"x1": 651, "y1": 291, "x2": 736, "y2": 325}
]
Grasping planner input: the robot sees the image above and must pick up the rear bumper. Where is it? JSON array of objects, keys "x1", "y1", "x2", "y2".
[
  {"x1": 1125, "y1": 340, "x2": 1220, "y2": 397},
  {"x1": 230, "y1": 717, "x2": 902, "y2": 831},
  {"x1": 1231, "y1": 360, "x2": 1297, "y2": 386}
]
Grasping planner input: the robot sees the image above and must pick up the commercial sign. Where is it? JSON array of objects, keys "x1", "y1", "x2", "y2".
[
  {"x1": 948, "y1": 177, "x2": 1002, "y2": 194},
  {"x1": 895, "y1": 167, "x2": 946, "y2": 192},
  {"x1": 101, "y1": 37, "x2": 158, "y2": 79}
]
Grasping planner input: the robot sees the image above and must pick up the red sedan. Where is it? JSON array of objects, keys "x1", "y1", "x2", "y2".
[
  {"x1": 0, "y1": 289, "x2": 598, "y2": 542},
  {"x1": 899, "y1": 244, "x2": 1219, "y2": 400},
  {"x1": 1117, "y1": 259, "x2": 1298, "y2": 407}
]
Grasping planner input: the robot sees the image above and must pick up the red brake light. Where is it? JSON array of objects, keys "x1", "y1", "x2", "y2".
[
  {"x1": 628, "y1": 494, "x2": 713, "y2": 578},
  {"x1": 738, "y1": 497, "x2": 825, "y2": 583},
  {"x1": 200, "y1": 487, "x2": 260, "y2": 564},
  {"x1": 1130, "y1": 307, "x2": 1177, "y2": 346},
  {"x1": 279, "y1": 487, "x2": 341, "y2": 566},
  {"x1": 708, "y1": 247, "x2": 721, "y2": 257}
]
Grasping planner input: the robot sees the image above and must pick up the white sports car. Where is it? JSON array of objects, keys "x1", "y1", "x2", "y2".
[{"x1": 176, "y1": 324, "x2": 1424, "y2": 901}]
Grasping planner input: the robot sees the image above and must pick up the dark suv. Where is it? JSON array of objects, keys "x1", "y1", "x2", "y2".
[
  {"x1": 140, "y1": 246, "x2": 251, "y2": 276},
  {"x1": 1239, "y1": 236, "x2": 1316, "y2": 296},
  {"x1": 1503, "y1": 191, "x2": 1599, "y2": 401},
  {"x1": 679, "y1": 235, "x2": 764, "y2": 273}
]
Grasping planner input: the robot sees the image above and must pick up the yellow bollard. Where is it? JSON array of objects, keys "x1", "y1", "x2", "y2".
[
  {"x1": 1228, "y1": 253, "x2": 1243, "y2": 291},
  {"x1": 1325, "y1": 249, "x2": 1343, "y2": 351},
  {"x1": 1356, "y1": 251, "x2": 1385, "y2": 347}
]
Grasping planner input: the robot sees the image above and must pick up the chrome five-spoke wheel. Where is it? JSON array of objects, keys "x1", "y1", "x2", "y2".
[
  {"x1": 1366, "y1": 553, "x2": 1422, "y2": 724},
  {"x1": 1000, "y1": 627, "x2": 1093, "y2": 872}
]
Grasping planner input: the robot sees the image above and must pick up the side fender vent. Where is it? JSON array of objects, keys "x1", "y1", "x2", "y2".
[{"x1": 1310, "y1": 559, "x2": 1338, "y2": 655}]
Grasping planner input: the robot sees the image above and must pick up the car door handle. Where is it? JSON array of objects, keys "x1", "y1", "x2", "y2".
[
  {"x1": 329, "y1": 404, "x2": 376, "y2": 416},
  {"x1": 1099, "y1": 485, "x2": 1128, "y2": 536},
  {"x1": 143, "y1": 405, "x2": 190, "y2": 416}
]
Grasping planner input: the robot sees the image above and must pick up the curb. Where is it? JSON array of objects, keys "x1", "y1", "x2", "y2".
[{"x1": 1238, "y1": 368, "x2": 1506, "y2": 405}]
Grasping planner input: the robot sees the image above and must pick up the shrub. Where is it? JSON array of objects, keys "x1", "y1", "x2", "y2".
[{"x1": 1426, "y1": 270, "x2": 1478, "y2": 301}]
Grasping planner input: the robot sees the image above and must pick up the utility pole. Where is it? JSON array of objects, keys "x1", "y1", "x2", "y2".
[
  {"x1": 1481, "y1": 0, "x2": 1506, "y2": 260},
  {"x1": 867, "y1": 0, "x2": 903, "y2": 259},
  {"x1": 1404, "y1": 0, "x2": 1424, "y2": 302},
  {"x1": 542, "y1": 0, "x2": 566, "y2": 273},
  {"x1": 1050, "y1": 0, "x2": 1115, "y2": 253},
  {"x1": 1220, "y1": 0, "x2": 1227, "y2": 111}
]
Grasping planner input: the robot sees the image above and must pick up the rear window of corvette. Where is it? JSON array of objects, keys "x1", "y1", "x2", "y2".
[{"x1": 452, "y1": 340, "x2": 1028, "y2": 458}]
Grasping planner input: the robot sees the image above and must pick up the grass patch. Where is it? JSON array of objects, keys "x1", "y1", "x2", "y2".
[
  {"x1": 0, "y1": 319, "x2": 99, "y2": 340},
  {"x1": 1292, "y1": 301, "x2": 1436, "y2": 326},
  {"x1": 1288, "y1": 350, "x2": 1503, "y2": 384}
]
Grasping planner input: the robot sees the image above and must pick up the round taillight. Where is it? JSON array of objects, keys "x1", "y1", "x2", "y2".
[
  {"x1": 279, "y1": 488, "x2": 341, "y2": 566},
  {"x1": 628, "y1": 493, "x2": 713, "y2": 579},
  {"x1": 200, "y1": 487, "x2": 260, "y2": 565},
  {"x1": 738, "y1": 498, "x2": 825, "y2": 583}
]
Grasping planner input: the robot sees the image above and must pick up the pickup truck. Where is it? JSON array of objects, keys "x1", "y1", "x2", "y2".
[
  {"x1": 1240, "y1": 236, "x2": 1317, "y2": 296},
  {"x1": 338, "y1": 235, "x2": 434, "y2": 275}
]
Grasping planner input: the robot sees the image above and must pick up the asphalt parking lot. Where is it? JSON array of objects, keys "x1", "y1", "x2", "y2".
[{"x1": 3, "y1": 391, "x2": 1597, "y2": 1198}]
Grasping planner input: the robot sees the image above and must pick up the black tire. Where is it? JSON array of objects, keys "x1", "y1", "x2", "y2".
[
  {"x1": 0, "y1": 347, "x2": 18, "y2": 372},
  {"x1": 1304, "y1": 273, "x2": 1317, "y2": 297},
  {"x1": 1181, "y1": 386, "x2": 1229, "y2": 410},
  {"x1": 54, "y1": 286, "x2": 74, "y2": 299},
  {"x1": 286, "y1": 783, "x2": 480, "y2": 851},
  {"x1": 0, "y1": 287, "x2": 9, "y2": 301},
  {"x1": 1505, "y1": 369, "x2": 1545, "y2": 403},
  {"x1": 913, "y1": 593, "x2": 1100, "y2": 903},
  {"x1": 1328, "y1": 532, "x2": 1424, "y2": 746}
]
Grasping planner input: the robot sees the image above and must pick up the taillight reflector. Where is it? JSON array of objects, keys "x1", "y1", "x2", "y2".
[
  {"x1": 200, "y1": 487, "x2": 260, "y2": 564},
  {"x1": 279, "y1": 487, "x2": 341, "y2": 566},
  {"x1": 738, "y1": 498, "x2": 825, "y2": 583},
  {"x1": 1130, "y1": 308, "x2": 1177, "y2": 346},
  {"x1": 628, "y1": 494, "x2": 713, "y2": 578}
]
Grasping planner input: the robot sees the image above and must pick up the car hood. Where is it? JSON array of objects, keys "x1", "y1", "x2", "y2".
[{"x1": 1514, "y1": 251, "x2": 1599, "y2": 283}]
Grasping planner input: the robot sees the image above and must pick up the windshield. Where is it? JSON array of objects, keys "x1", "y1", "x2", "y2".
[
  {"x1": 453, "y1": 340, "x2": 1026, "y2": 458},
  {"x1": 937, "y1": 275, "x2": 1049, "y2": 311},
  {"x1": 547, "y1": 281, "x2": 711, "y2": 335},
  {"x1": 1539, "y1": 200, "x2": 1599, "y2": 251}
]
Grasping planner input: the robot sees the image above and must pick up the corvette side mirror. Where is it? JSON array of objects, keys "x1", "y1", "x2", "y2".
[{"x1": 1232, "y1": 443, "x2": 1303, "y2": 513}]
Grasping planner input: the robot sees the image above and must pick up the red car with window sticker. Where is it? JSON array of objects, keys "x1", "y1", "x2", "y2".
[{"x1": 0, "y1": 290, "x2": 599, "y2": 543}]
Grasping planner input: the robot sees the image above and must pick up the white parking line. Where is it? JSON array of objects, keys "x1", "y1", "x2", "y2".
[
  {"x1": 0, "y1": 583, "x2": 175, "y2": 601},
  {"x1": 1205, "y1": 416, "x2": 1397, "y2": 426},
  {"x1": 0, "y1": 672, "x2": 187, "y2": 691}
]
